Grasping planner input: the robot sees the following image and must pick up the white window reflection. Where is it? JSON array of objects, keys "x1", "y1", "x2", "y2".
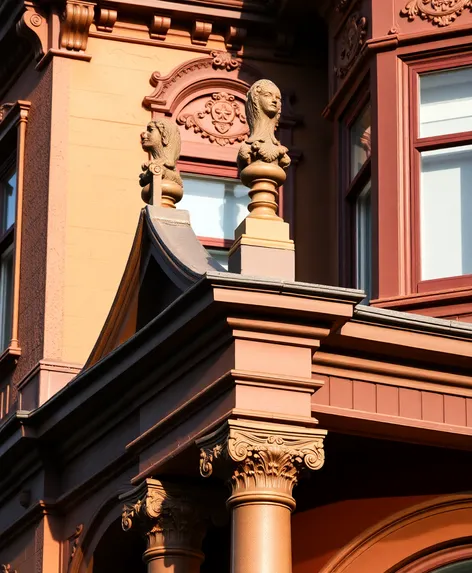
[
  {"x1": 421, "y1": 145, "x2": 472, "y2": 280},
  {"x1": 179, "y1": 174, "x2": 249, "y2": 241},
  {"x1": 420, "y1": 67, "x2": 472, "y2": 138}
]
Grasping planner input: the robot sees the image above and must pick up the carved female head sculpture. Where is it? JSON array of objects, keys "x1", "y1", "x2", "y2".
[
  {"x1": 237, "y1": 79, "x2": 290, "y2": 172},
  {"x1": 139, "y1": 118, "x2": 183, "y2": 206},
  {"x1": 246, "y1": 79, "x2": 282, "y2": 142},
  {"x1": 140, "y1": 119, "x2": 181, "y2": 169}
]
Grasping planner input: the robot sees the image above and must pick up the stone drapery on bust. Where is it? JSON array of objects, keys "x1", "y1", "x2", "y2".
[
  {"x1": 139, "y1": 119, "x2": 183, "y2": 206},
  {"x1": 237, "y1": 79, "x2": 291, "y2": 172}
]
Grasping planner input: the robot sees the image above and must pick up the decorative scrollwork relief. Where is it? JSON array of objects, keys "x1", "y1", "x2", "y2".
[
  {"x1": 335, "y1": 11, "x2": 367, "y2": 79},
  {"x1": 120, "y1": 479, "x2": 208, "y2": 550},
  {"x1": 67, "y1": 524, "x2": 84, "y2": 563},
  {"x1": 198, "y1": 419, "x2": 326, "y2": 499},
  {"x1": 401, "y1": 0, "x2": 472, "y2": 26},
  {"x1": 177, "y1": 92, "x2": 248, "y2": 146}
]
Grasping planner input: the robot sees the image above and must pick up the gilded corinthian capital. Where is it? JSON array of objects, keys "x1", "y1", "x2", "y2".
[
  {"x1": 197, "y1": 420, "x2": 326, "y2": 509},
  {"x1": 120, "y1": 479, "x2": 208, "y2": 557}
]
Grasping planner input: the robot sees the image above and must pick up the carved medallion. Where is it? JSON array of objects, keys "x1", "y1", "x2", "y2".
[
  {"x1": 401, "y1": 0, "x2": 472, "y2": 26},
  {"x1": 177, "y1": 92, "x2": 248, "y2": 146},
  {"x1": 335, "y1": 11, "x2": 367, "y2": 79}
]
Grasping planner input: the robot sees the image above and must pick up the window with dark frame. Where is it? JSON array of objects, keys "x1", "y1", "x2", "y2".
[
  {"x1": 0, "y1": 154, "x2": 16, "y2": 352},
  {"x1": 342, "y1": 100, "x2": 372, "y2": 302},
  {"x1": 411, "y1": 58, "x2": 472, "y2": 293}
]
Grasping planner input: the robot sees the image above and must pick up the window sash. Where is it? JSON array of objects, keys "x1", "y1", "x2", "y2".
[
  {"x1": 0, "y1": 244, "x2": 14, "y2": 351},
  {"x1": 412, "y1": 63, "x2": 472, "y2": 290}
]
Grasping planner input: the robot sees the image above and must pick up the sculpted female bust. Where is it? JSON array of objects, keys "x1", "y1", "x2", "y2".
[
  {"x1": 139, "y1": 119, "x2": 183, "y2": 207},
  {"x1": 237, "y1": 79, "x2": 291, "y2": 172},
  {"x1": 237, "y1": 79, "x2": 290, "y2": 220}
]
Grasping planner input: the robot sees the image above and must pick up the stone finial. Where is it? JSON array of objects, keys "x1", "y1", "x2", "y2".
[
  {"x1": 237, "y1": 79, "x2": 290, "y2": 219},
  {"x1": 139, "y1": 119, "x2": 183, "y2": 208}
]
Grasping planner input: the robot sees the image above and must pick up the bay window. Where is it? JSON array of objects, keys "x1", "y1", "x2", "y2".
[
  {"x1": 413, "y1": 62, "x2": 472, "y2": 291},
  {"x1": 341, "y1": 98, "x2": 373, "y2": 302}
]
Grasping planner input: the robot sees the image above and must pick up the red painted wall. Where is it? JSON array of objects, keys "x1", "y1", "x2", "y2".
[{"x1": 292, "y1": 496, "x2": 435, "y2": 573}]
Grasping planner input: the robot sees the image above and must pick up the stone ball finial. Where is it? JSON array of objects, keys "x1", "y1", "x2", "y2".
[
  {"x1": 237, "y1": 79, "x2": 290, "y2": 219},
  {"x1": 139, "y1": 118, "x2": 183, "y2": 208}
]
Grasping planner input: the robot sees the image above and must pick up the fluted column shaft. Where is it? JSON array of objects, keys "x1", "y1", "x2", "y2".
[
  {"x1": 198, "y1": 419, "x2": 326, "y2": 573},
  {"x1": 120, "y1": 479, "x2": 208, "y2": 573}
]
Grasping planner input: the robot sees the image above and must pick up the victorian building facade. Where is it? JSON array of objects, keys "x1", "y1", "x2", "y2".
[{"x1": 2, "y1": 1, "x2": 472, "y2": 572}]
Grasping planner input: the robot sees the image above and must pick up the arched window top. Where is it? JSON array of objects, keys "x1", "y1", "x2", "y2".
[{"x1": 432, "y1": 559, "x2": 472, "y2": 573}]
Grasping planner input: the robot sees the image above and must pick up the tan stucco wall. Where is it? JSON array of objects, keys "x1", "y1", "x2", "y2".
[{"x1": 61, "y1": 38, "x2": 226, "y2": 363}]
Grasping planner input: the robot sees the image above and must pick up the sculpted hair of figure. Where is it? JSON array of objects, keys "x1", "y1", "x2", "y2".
[
  {"x1": 245, "y1": 79, "x2": 281, "y2": 145},
  {"x1": 146, "y1": 119, "x2": 181, "y2": 169}
]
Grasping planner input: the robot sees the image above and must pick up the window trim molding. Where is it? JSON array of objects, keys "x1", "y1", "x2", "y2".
[
  {"x1": 409, "y1": 52, "x2": 472, "y2": 294},
  {"x1": 396, "y1": 544, "x2": 472, "y2": 573},
  {"x1": 0, "y1": 99, "x2": 30, "y2": 362}
]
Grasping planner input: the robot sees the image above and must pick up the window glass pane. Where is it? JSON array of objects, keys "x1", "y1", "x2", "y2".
[
  {"x1": 207, "y1": 248, "x2": 228, "y2": 270},
  {"x1": 432, "y1": 559, "x2": 472, "y2": 573},
  {"x1": 420, "y1": 145, "x2": 472, "y2": 281},
  {"x1": 350, "y1": 105, "x2": 371, "y2": 180},
  {"x1": 355, "y1": 182, "x2": 372, "y2": 302},
  {"x1": 420, "y1": 67, "x2": 472, "y2": 138},
  {"x1": 1, "y1": 170, "x2": 16, "y2": 234},
  {"x1": 0, "y1": 245, "x2": 14, "y2": 351},
  {"x1": 179, "y1": 174, "x2": 249, "y2": 241}
]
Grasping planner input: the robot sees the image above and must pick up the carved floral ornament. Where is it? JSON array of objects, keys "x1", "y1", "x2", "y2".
[
  {"x1": 177, "y1": 92, "x2": 248, "y2": 146},
  {"x1": 198, "y1": 420, "x2": 326, "y2": 500},
  {"x1": 335, "y1": 11, "x2": 368, "y2": 79},
  {"x1": 401, "y1": 0, "x2": 472, "y2": 26},
  {"x1": 120, "y1": 479, "x2": 208, "y2": 550}
]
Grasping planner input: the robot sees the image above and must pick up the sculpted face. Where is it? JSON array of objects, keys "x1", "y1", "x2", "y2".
[
  {"x1": 258, "y1": 85, "x2": 281, "y2": 118},
  {"x1": 141, "y1": 122, "x2": 162, "y2": 151}
]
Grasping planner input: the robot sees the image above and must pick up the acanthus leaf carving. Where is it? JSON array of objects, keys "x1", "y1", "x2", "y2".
[
  {"x1": 198, "y1": 420, "x2": 326, "y2": 500},
  {"x1": 211, "y1": 50, "x2": 240, "y2": 71},
  {"x1": 177, "y1": 92, "x2": 248, "y2": 146},
  {"x1": 120, "y1": 479, "x2": 209, "y2": 551},
  {"x1": 401, "y1": 0, "x2": 472, "y2": 26},
  {"x1": 335, "y1": 11, "x2": 367, "y2": 79}
]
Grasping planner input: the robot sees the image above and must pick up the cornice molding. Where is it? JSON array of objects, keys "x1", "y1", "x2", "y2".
[{"x1": 198, "y1": 419, "x2": 326, "y2": 508}]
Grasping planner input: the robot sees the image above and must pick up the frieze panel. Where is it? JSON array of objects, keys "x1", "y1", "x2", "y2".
[
  {"x1": 177, "y1": 92, "x2": 248, "y2": 146},
  {"x1": 401, "y1": 0, "x2": 472, "y2": 27},
  {"x1": 334, "y1": 10, "x2": 368, "y2": 79}
]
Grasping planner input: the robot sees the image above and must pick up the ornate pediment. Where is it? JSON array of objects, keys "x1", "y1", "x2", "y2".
[{"x1": 144, "y1": 51, "x2": 261, "y2": 160}]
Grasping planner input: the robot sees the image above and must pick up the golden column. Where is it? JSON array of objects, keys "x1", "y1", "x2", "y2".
[
  {"x1": 120, "y1": 480, "x2": 208, "y2": 573},
  {"x1": 198, "y1": 419, "x2": 326, "y2": 573}
]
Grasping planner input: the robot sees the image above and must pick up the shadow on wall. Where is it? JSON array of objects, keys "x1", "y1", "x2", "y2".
[{"x1": 92, "y1": 518, "x2": 145, "y2": 573}]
